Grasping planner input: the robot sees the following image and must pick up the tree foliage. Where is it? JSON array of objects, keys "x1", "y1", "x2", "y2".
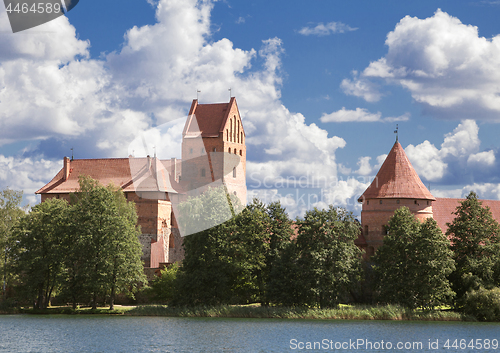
[
  {"x1": 373, "y1": 207, "x2": 455, "y2": 310},
  {"x1": 10, "y1": 199, "x2": 68, "y2": 308},
  {"x1": 447, "y1": 191, "x2": 500, "y2": 304},
  {"x1": 0, "y1": 189, "x2": 24, "y2": 301}
]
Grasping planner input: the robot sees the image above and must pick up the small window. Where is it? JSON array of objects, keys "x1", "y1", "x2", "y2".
[
  {"x1": 382, "y1": 225, "x2": 387, "y2": 235},
  {"x1": 201, "y1": 168, "x2": 206, "y2": 177},
  {"x1": 427, "y1": 201, "x2": 429, "y2": 205},
  {"x1": 364, "y1": 225, "x2": 369, "y2": 236},
  {"x1": 228, "y1": 147, "x2": 231, "y2": 153},
  {"x1": 189, "y1": 148, "x2": 193, "y2": 154},
  {"x1": 367, "y1": 200, "x2": 369, "y2": 205},
  {"x1": 240, "y1": 150, "x2": 242, "y2": 156},
  {"x1": 379, "y1": 200, "x2": 383, "y2": 204},
  {"x1": 234, "y1": 148, "x2": 237, "y2": 154},
  {"x1": 396, "y1": 200, "x2": 400, "y2": 204},
  {"x1": 201, "y1": 148, "x2": 205, "y2": 154},
  {"x1": 414, "y1": 200, "x2": 418, "y2": 205},
  {"x1": 233, "y1": 191, "x2": 237, "y2": 196},
  {"x1": 56, "y1": 194, "x2": 60, "y2": 199},
  {"x1": 233, "y1": 167, "x2": 236, "y2": 178},
  {"x1": 226, "y1": 129, "x2": 229, "y2": 141},
  {"x1": 213, "y1": 147, "x2": 216, "y2": 152}
]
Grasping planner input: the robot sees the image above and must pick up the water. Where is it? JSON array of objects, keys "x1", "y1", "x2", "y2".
[{"x1": 0, "y1": 315, "x2": 499, "y2": 352}]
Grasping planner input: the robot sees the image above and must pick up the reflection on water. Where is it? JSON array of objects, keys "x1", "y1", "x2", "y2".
[{"x1": 0, "y1": 315, "x2": 499, "y2": 352}]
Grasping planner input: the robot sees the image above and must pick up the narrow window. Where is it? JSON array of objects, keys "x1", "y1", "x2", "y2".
[
  {"x1": 213, "y1": 147, "x2": 216, "y2": 152},
  {"x1": 228, "y1": 147, "x2": 231, "y2": 153},
  {"x1": 234, "y1": 148, "x2": 237, "y2": 154},
  {"x1": 240, "y1": 132, "x2": 243, "y2": 144},
  {"x1": 230, "y1": 119, "x2": 233, "y2": 142},
  {"x1": 189, "y1": 148, "x2": 193, "y2": 154},
  {"x1": 367, "y1": 200, "x2": 369, "y2": 205},
  {"x1": 226, "y1": 129, "x2": 228, "y2": 141},
  {"x1": 237, "y1": 120, "x2": 240, "y2": 143},
  {"x1": 382, "y1": 225, "x2": 387, "y2": 235},
  {"x1": 364, "y1": 225, "x2": 369, "y2": 236},
  {"x1": 233, "y1": 167, "x2": 236, "y2": 178},
  {"x1": 379, "y1": 200, "x2": 383, "y2": 204},
  {"x1": 239, "y1": 150, "x2": 242, "y2": 156},
  {"x1": 201, "y1": 168, "x2": 206, "y2": 177}
]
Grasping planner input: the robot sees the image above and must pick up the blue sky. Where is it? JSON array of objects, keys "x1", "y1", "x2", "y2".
[{"x1": 1, "y1": 0, "x2": 500, "y2": 217}]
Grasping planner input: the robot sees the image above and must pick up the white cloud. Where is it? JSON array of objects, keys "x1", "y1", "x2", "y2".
[
  {"x1": 467, "y1": 150, "x2": 496, "y2": 167},
  {"x1": 340, "y1": 71, "x2": 383, "y2": 102},
  {"x1": 405, "y1": 119, "x2": 489, "y2": 182},
  {"x1": 355, "y1": 156, "x2": 372, "y2": 176},
  {"x1": 320, "y1": 107, "x2": 409, "y2": 123},
  {"x1": 0, "y1": 0, "x2": 358, "y2": 216},
  {"x1": 298, "y1": 21, "x2": 357, "y2": 36},
  {"x1": 349, "y1": 9, "x2": 500, "y2": 120}
]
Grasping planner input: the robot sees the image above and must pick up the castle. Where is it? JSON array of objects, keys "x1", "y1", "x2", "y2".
[
  {"x1": 37, "y1": 97, "x2": 500, "y2": 267},
  {"x1": 36, "y1": 98, "x2": 247, "y2": 269},
  {"x1": 356, "y1": 138, "x2": 500, "y2": 257}
]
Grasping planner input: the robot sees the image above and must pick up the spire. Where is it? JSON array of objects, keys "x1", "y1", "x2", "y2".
[
  {"x1": 358, "y1": 141, "x2": 435, "y2": 202},
  {"x1": 394, "y1": 124, "x2": 398, "y2": 142}
]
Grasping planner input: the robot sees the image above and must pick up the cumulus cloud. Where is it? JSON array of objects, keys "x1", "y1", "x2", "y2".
[
  {"x1": 0, "y1": 0, "x2": 366, "y2": 215},
  {"x1": 340, "y1": 71, "x2": 383, "y2": 102},
  {"x1": 344, "y1": 9, "x2": 500, "y2": 120},
  {"x1": 320, "y1": 107, "x2": 409, "y2": 123},
  {"x1": 298, "y1": 21, "x2": 357, "y2": 36},
  {"x1": 404, "y1": 119, "x2": 499, "y2": 185}
]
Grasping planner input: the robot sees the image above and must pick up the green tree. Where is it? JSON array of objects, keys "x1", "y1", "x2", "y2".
[
  {"x1": 263, "y1": 201, "x2": 294, "y2": 305},
  {"x1": 294, "y1": 206, "x2": 362, "y2": 308},
  {"x1": 174, "y1": 186, "x2": 240, "y2": 305},
  {"x1": 447, "y1": 191, "x2": 500, "y2": 304},
  {"x1": 64, "y1": 176, "x2": 146, "y2": 309},
  {"x1": 0, "y1": 189, "x2": 24, "y2": 301},
  {"x1": 373, "y1": 207, "x2": 455, "y2": 310},
  {"x1": 10, "y1": 199, "x2": 68, "y2": 308}
]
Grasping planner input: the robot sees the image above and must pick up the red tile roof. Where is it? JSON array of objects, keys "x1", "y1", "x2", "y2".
[
  {"x1": 185, "y1": 97, "x2": 238, "y2": 137},
  {"x1": 359, "y1": 141, "x2": 435, "y2": 201},
  {"x1": 433, "y1": 198, "x2": 500, "y2": 235},
  {"x1": 36, "y1": 157, "x2": 181, "y2": 194}
]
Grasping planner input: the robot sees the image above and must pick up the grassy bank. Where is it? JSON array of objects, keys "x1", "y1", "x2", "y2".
[
  {"x1": 126, "y1": 304, "x2": 462, "y2": 321},
  {"x1": 18, "y1": 305, "x2": 135, "y2": 315}
]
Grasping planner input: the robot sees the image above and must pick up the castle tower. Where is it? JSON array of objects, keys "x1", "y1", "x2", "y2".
[
  {"x1": 358, "y1": 140, "x2": 435, "y2": 257},
  {"x1": 181, "y1": 97, "x2": 246, "y2": 205}
]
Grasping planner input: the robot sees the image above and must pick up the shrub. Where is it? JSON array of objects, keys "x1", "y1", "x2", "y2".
[{"x1": 463, "y1": 287, "x2": 500, "y2": 321}]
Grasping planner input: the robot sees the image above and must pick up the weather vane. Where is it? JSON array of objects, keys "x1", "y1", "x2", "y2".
[
  {"x1": 70, "y1": 147, "x2": 74, "y2": 160},
  {"x1": 229, "y1": 88, "x2": 232, "y2": 100},
  {"x1": 394, "y1": 124, "x2": 399, "y2": 142},
  {"x1": 197, "y1": 89, "x2": 201, "y2": 100}
]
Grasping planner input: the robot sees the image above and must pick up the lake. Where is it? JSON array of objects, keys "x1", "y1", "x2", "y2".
[{"x1": 0, "y1": 315, "x2": 499, "y2": 352}]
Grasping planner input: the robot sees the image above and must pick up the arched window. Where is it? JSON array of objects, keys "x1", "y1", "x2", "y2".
[
  {"x1": 226, "y1": 129, "x2": 229, "y2": 141},
  {"x1": 230, "y1": 119, "x2": 233, "y2": 142},
  {"x1": 237, "y1": 119, "x2": 240, "y2": 143},
  {"x1": 233, "y1": 167, "x2": 236, "y2": 178},
  {"x1": 234, "y1": 148, "x2": 237, "y2": 154},
  {"x1": 240, "y1": 132, "x2": 243, "y2": 144},
  {"x1": 228, "y1": 147, "x2": 231, "y2": 153},
  {"x1": 239, "y1": 150, "x2": 242, "y2": 156}
]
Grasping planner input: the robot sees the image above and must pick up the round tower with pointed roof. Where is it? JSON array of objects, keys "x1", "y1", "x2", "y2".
[{"x1": 358, "y1": 141, "x2": 435, "y2": 257}]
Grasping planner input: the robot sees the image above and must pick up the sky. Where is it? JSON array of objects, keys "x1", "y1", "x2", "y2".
[{"x1": 2, "y1": 0, "x2": 500, "y2": 218}]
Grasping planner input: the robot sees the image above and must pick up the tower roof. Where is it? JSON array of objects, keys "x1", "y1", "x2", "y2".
[
  {"x1": 185, "y1": 97, "x2": 242, "y2": 138},
  {"x1": 358, "y1": 141, "x2": 435, "y2": 202}
]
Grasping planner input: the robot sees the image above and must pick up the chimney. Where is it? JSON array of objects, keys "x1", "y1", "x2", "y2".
[
  {"x1": 171, "y1": 157, "x2": 177, "y2": 181},
  {"x1": 63, "y1": 156, "x2": 70, "y2": 181},
  {"x1": 147, "y1": 155, "x2": 151, "y2": 170}
]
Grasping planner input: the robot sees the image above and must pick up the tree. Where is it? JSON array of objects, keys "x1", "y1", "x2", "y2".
[
  {"x1": 293, "y1": 206, "x2": 362, "y2": 308},
  {"x1": 0, "y1": 189, "x2": 24, "y2": 301},
  {"x1": 10, "y1": 199, "x2": 68, "y2": 309},
  {"x1": 64, "y1": 176, "x2": 146, "y2": 309},
  {"x1": 373, "y1": 207, "x2": 455, "y2": 310},
  {"x1": 174, "y1": 186, "x2": 241, "y2": 305},
  {"x1": 447, "y1": 191, "x2": 500, "y2": 304}
]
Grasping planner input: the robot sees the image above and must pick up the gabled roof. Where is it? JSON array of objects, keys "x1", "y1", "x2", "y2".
[
  {"x1": 185, "y1": 97, "x2": 240, "y2": 138},
  {"x1": 36, "y1": 158, "x2": 181, "y2": 194},
  {"x1": 358, "y1": 141, "x2": 435, "y2": 201}
]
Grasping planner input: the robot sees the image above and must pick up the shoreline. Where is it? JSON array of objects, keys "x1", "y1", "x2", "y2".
[{"x1": 1, "y1": 304, "x2": 467, "y2": 322}]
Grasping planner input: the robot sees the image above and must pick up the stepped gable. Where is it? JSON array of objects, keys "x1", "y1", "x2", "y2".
[
  {"x1": 186, "y1": 97, "x2": 237, "y2": 137},
  {"x1": 358, "y1": 141, "x2": 435, "y2": 202}
]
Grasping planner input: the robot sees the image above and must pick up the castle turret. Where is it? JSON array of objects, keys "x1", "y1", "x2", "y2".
[{"x1": 358, "y1": 141, "x2": 435, "y2": 256}]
